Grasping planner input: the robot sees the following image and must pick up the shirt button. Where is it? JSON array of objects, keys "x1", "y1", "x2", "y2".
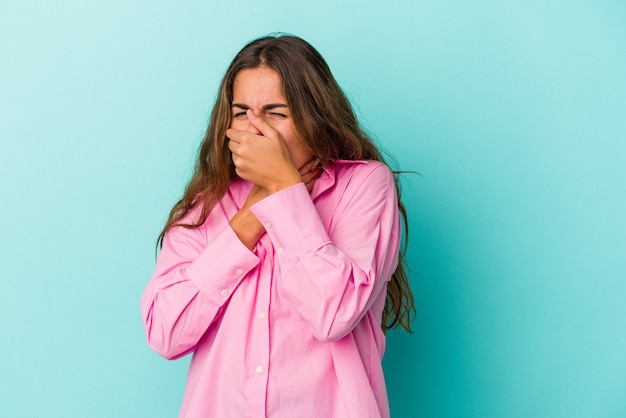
[
  {"x1": 236, "y1": 268, "x2": 243, "y2": 275},
  {"x1": 258, "y1": 312, "x2": 266, "y2": 319},
  {"x1": 255, "y1": 366, "x2": 263, "y2": 374},
  {"x1": 277, "y1": 248, "x2": 284, "y2": 255},
  {"x1": 263, "y1": 222, "x2": 271, "y2": 229},
  {"x1": 220, "y1": 289, "x2": 228, "y2": 297}
]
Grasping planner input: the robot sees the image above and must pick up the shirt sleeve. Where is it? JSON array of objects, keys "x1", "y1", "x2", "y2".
[
  {"x1": 250, "y1": 163, "x2": 400, "y2": 342},
  {"x1": 141, "y1": 210, "x2": 260, "y2": 359}
]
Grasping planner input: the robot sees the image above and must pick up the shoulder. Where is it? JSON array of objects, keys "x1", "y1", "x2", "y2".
[
  {"x1": 331, "y1": 160, "x2": 396, "y2": 203},
  {"x1": 325, "y1": 160, "x2": 397, "y2": 217},
  {"x1": 332, "y1": 160, "x2": 395, "y2": 188}
]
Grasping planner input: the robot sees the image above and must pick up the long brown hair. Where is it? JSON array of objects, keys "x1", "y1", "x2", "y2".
[{"x1": 157, "y1": 34, "x2": 415, "y2": 332}]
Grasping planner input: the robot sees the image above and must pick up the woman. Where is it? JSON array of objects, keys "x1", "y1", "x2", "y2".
[{"x1": 142, "y1": 34, "x2": 414, "y2": 418}]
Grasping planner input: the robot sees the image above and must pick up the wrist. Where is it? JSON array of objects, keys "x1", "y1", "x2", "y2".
[
  {"x1": 230, "y1": 207, "x2": 265, "y2": 249},
  {"x1": 265, "y1": 172, "x2": 302, "y2": 194}
]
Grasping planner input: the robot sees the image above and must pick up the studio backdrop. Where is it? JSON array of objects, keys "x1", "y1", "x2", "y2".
[{"x1": 1, "y1": 1, "x2": 625, "y2": 417}]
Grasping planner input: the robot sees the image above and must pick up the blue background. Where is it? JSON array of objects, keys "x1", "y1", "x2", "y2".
[{"x1": 1, "y1": 1, "x2": 625, "y2": 417}]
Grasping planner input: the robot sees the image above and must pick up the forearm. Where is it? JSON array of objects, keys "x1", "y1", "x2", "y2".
[
  {"x1": 249, "y1": 164, "x2": 400, "y2": 341},
  {"x1": 142, "y1": 274, "x2": 220, "y2": 360},
  {"x1": 274, "y1": 216, "x2": 398, "y2": 342},
  {"x1": 250, "y1": 182, "x2": 399, "y2": 341},
  {"x1": 142, "y1": 221, "x2": 260, "y2": 359}
]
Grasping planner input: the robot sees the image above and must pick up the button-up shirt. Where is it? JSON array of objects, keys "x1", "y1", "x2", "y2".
[{"x1": 142, "y1": 160, "x2": 400, "y2": 417}]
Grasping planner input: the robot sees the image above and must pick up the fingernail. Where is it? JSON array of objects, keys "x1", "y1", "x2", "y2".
[{"x1": 247, "y1": 109, "x2": 255, "y2": 119}]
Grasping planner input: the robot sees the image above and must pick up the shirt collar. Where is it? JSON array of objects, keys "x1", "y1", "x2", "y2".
[
  {"x1": 311, "y1": 159, "x2": 367, "y2": 200},
  {"x1": 231, "y1": 159, "x2": 368, "y2": 203}
]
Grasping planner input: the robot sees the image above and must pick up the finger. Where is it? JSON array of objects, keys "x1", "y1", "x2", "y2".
[
  {"x1": 300, "y1": 163, "x2": 320, "y2": 178},
  {"x1": 228, "y1": 139, "x2": 238, "y2": 154},
  {"x1": 226, "y1": 128, "x2": 243, "y2": 143},
  {"x1": 246, "y1": 109, "x2": 278, "y2": 140},
  {"x1": 303, "y1": 169, "x2": 321, "y2": 193},
  {"x1": 298, "y1": 157, "x2": 320, "y2": 174},
  {"x1": 301, "y1": 165, "x2": 322, "y2": 184}
]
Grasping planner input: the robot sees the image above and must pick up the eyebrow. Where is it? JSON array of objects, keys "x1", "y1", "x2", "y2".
[{"x1": 231, "y1": 103, "x2": 288, "y2": 111}]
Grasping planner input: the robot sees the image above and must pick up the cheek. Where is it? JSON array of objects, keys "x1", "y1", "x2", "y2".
[
  {"x1": 285, "y1": 140, "x2": 313, "y2": 167},
  {"x1": 274, "y1": 123, "x2": 313, "y2": 166}
]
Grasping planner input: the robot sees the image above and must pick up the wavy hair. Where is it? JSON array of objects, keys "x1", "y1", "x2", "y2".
[{"x1": 157, "y1": 34, "x2": 415, "y2": 332}]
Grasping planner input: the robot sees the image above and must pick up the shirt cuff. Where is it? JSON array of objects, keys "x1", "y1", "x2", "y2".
[
  {"x1": 250, "y1": 183, "x2": 331, "y2": 260},
  {"x1": 184, "y1": 223, "x2": 260, "y2": 298}
]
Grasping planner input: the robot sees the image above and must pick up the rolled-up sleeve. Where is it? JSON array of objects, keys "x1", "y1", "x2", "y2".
[{"x1": 250, "y1": 163, "x2": 400, "y2": 342}]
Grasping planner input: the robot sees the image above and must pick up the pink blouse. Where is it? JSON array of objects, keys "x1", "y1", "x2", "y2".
[{"x1": 142, "y1": 160, "x2": 400, "y2": 417}]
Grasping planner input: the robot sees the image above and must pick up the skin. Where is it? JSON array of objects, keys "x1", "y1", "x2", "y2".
[{"x1": 226, "y1": 67, "x2": 322, "y2": 249}]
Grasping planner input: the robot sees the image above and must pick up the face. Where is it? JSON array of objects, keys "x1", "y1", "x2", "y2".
[{"x1": 230, "y1": 67, "x2": 313, "y2": 169}]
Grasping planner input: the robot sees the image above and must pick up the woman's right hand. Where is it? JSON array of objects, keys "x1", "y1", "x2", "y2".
[{"x1": 227, "y1": 110, "x2": 302, "y2": 194}]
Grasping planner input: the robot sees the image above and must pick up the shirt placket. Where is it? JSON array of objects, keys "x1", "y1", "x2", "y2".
[{"x1": 245, "y1": 237, "x2": 272, "y2": 418}]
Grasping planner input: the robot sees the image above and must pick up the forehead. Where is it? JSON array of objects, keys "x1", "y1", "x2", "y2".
[{"x1": 232, "y1": 67, "x2": 286, "y2": 104}]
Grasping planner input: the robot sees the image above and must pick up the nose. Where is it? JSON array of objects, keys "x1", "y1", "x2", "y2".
[{"x1": 245, "y1": 112, "x2": 261, "y2": 134}]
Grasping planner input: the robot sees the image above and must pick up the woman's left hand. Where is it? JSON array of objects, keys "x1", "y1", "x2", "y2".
[{"x1": 298, "y1": 157, "x2": 322, "y2": 194}]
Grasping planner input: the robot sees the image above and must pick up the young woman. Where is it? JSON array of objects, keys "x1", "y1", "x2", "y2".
[{"x1": 142, "y1": 34, "x2": 414, "y2": 418}]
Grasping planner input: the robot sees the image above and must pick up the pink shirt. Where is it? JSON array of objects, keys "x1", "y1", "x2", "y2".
[{"x1": 142, "y1": 160, "x2": 400, "y2": 418}]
